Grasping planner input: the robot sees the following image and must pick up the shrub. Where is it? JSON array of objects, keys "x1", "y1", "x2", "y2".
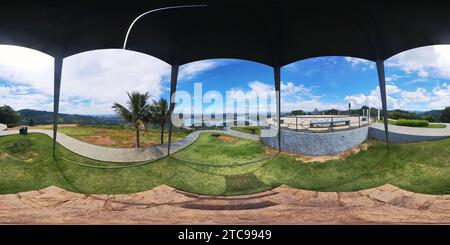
[
  {"x1": 6, "y1": 138, "x2": 34, "y2": 154},
  {"x1": 396, "y1": 119, "x2": 429, "y2": 127}
]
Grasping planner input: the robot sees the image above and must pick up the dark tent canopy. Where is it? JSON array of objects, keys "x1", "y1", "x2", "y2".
[
  {"x1": 1, "y1": 0, "x2": 448, "y2": 154},
  {"x1": 1, "y1": 0, "x2": 450, "y2": 66}
]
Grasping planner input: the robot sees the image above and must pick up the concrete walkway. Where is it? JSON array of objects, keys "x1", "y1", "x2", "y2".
[
  {"x1": 0, "y1": 128, "x2": 259, "y2": 163},
  {"x1": 369, "y1": 123, "x2": 450, "y2": 142},
  {"x1": 1, "y1": 184, "x2": 449, "y2": 224},
  {"x1": 225, "y1": 127, "x2": 260, "y2": 141}
]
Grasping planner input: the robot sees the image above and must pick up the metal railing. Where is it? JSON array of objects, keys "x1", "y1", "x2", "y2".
[{"x1": 280, "y1": 115, "x2": 374, "y2": 133}]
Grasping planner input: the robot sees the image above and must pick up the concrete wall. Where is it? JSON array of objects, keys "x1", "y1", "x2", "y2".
[
  {"x1": 368, "y1": 127, "x2": 449, "y2": 143},
  {"x1": 261, "y1": 126, "x2": 369, "y2": 156}
]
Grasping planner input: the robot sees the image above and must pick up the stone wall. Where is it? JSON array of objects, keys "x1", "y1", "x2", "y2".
[{"x1": 261, "y1": 127, "x2": 369, "y2": 156}]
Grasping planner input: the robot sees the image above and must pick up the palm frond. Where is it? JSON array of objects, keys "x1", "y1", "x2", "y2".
[
  {"x1": 114, "y1": 91, "x2": 152, "y2": 129},
  {"x1": 112, "y1": 103, "x2": 132, "y2": 122}
]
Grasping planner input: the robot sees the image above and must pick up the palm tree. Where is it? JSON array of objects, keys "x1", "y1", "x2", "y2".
[
  {"x1": 149, "y1": 98, "x2": 169, "y2": 144},
  {"x1": 112, "y1": 92, "x2": 151, "y2": 148}
]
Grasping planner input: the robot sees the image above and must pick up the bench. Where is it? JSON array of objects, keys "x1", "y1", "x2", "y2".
[{"x1": 310, "y1": 120, "x2": 350, "y2": 128}]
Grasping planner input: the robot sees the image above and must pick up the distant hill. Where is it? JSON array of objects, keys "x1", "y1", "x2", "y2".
[
  {"x1": 420, "y1": 110, "x2": 442, "y2": 121},
  {"x1": 17, "y1": 109, "x2": 124, "y2": 125}
]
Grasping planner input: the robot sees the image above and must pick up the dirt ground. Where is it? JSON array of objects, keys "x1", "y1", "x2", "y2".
[
  {"x1": 263, "y1": 142, "x2": 371, "y2": 162},
  {"x1": 217, "y1": 135, "x2": 240, "y2": 143}
]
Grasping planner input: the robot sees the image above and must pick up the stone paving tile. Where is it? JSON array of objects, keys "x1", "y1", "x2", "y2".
[
  {"x1": 302, "y1": 192, "x2": 341, "y2": 207},
  {"x1": 377, "y1": 183, "x2": 400, "y2": 192},
  {"x1": 428, "y1": 198, "x2": 450, "y2": 213},
  {"x1": 389, "y1": 193, "x2": 436, "y2": 210},
  {"x1": 350, "y1": 205, "x2": 437, "y2": 224},
  {"x1": 338, "y1": 192, "x2": 379, "y2": 208},
  {"x1": 365, "y1": 185, "x2": 414, "y2": 204},
  {"x1": 267, "y1": 185, "x2": 316, "y2": 205},
  {"x1": 61, "y1": 194, "x2": 107, "y2": 212},
  {"x1": 1, "y1": 185, "x2": 450, "y2": 224},
  {"x1": 110, "y1": 185, "x2": 195, "y2": 210},
  {"x1": 16, "y1": 190, "x2": 41, "y2": 199},
  {"x1": 358, "y1": 186, "x2": 379, "y2": 196},
  {"x1": 0, "y1": 194, "x2": 27, "y2": 210}
]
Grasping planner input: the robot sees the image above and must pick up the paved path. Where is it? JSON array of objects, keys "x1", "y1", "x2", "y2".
[
  {"x1": 225, "y1": 127, "x2": 260, "y2": 141},
  {"x1": 369, "y1": 122, "x2": 450, "y2": 142},
  {"x1": 370, "y1": 122, "x2": 450, "y2": 136},
  {"x1": 0, "y1": 128, "x2": 259, "y2": 163},
  {"x1": 1, "y1": 184, "x2": 449, "y2": 224}
]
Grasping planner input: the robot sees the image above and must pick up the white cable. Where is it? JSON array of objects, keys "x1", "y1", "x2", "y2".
[{"x1": 123, "y1": 4, "x2": 207, "y2": 49}]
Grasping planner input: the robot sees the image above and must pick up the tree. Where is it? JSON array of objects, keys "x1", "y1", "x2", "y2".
[
  {"x1": 0, "y1": 105, "x2": 20, "y2": 126},
  {"x1": 313, "y1": 108, "x2": 319, "y2": 115},
  {"x1": 329, "y1": 109, "x2": 339, "y2": 115},
  {"x1": 291, "y1": 110, "x2": 305, "y2": 116},
  {"x1": 112, "y1": 92, "x2": 151, "y2": 148},
  {"x1": 424, "y1": 115, "x2": 437, "y2": 123},
  {"x1": 150, "y1": 98, "x2": 169, "y2": 144},
  {"x1": 441, "y1": 107, "x2": 450, "y2": 123},
  {"x1": 28, "y1": 118, "x2": 36, "y2": 126}
]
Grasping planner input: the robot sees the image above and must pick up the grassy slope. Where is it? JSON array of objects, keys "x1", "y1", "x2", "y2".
[
  {"x1": 174, "y1": 133, "x2": 266, "y2": 165},
  {"x1": 0, "y1": 133, "x2": 449, "y2": 195}
]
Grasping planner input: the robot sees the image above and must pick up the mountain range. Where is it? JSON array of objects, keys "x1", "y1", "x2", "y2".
[{"x1": 18, "y1": 109, "x2": 123, "y2": 125}]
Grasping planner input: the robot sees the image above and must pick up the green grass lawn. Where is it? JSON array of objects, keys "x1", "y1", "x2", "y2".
[
  {"x1": 56, "y1": 125, "x2": 189, "y2": 148},
  {"x1": 377, "y1": 119, "x2": 447, "y2": 128},
  {"x1": 0, "y1": 132, "x2": 449, "y2": 195},
  {"x1": 174, "y1": 133, "x2": 268, "y2": 165},
  {"x1": 231, "y1": 126, "x2": 262, "y2": 135}
]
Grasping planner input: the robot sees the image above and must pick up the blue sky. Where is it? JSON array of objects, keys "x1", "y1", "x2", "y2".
[{"x1": 0, "y1": 45, "x2": 449, "y2": 115}]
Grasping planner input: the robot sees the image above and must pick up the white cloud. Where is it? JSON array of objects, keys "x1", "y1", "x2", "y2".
[
  {"x1": 386, "y1": 45, "x2": 450, "y2": 80},
  {"x1": 0, "y1": 45, "x2": 54, "y2": 111},
  {"x1": 0, "y1": 46, "x2": 224, "y2": 115},
  {"x1": 0, "y1": 45, "x2": 53, "y2": 95},
  {"x1": 344, "y1": 57, "x2": 375, "y2": 70},
  {"x1": 282, "y1": 98, "x2": 345, "y2": 112},
  {"x1": 345, "y1": 85, "x2": 403, "y2": 109},
  {"x1": 345, "y1": 83, "x2": 450, "y2": 110},
  {"x1": 400, "y1": 88, "x2": 430, "y2": 103},
  {"x1": 0, "y1": 84, "x2": 53, "y2": 111},
  {"x1": 280, "y1": 82, "x2": 310, "y2": 96},
  {"x1": 428, "y1": 83, "x2": 450, "y2": 108},
  {"x1": 385, "y1": 74, "x2": 402, "y2": 82},
  {"x1": 60, "y1": 49, "x2": 171, "y2": 114},
  {"x1": 225, "y1": 81, "x2": 324, "y2": 112},
  {"x1": 228, "y1": 81, "x2": 274, "y2": 100},
  {"x1": 179, "y1": 60, "x2": 223, "y2": 80}
]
